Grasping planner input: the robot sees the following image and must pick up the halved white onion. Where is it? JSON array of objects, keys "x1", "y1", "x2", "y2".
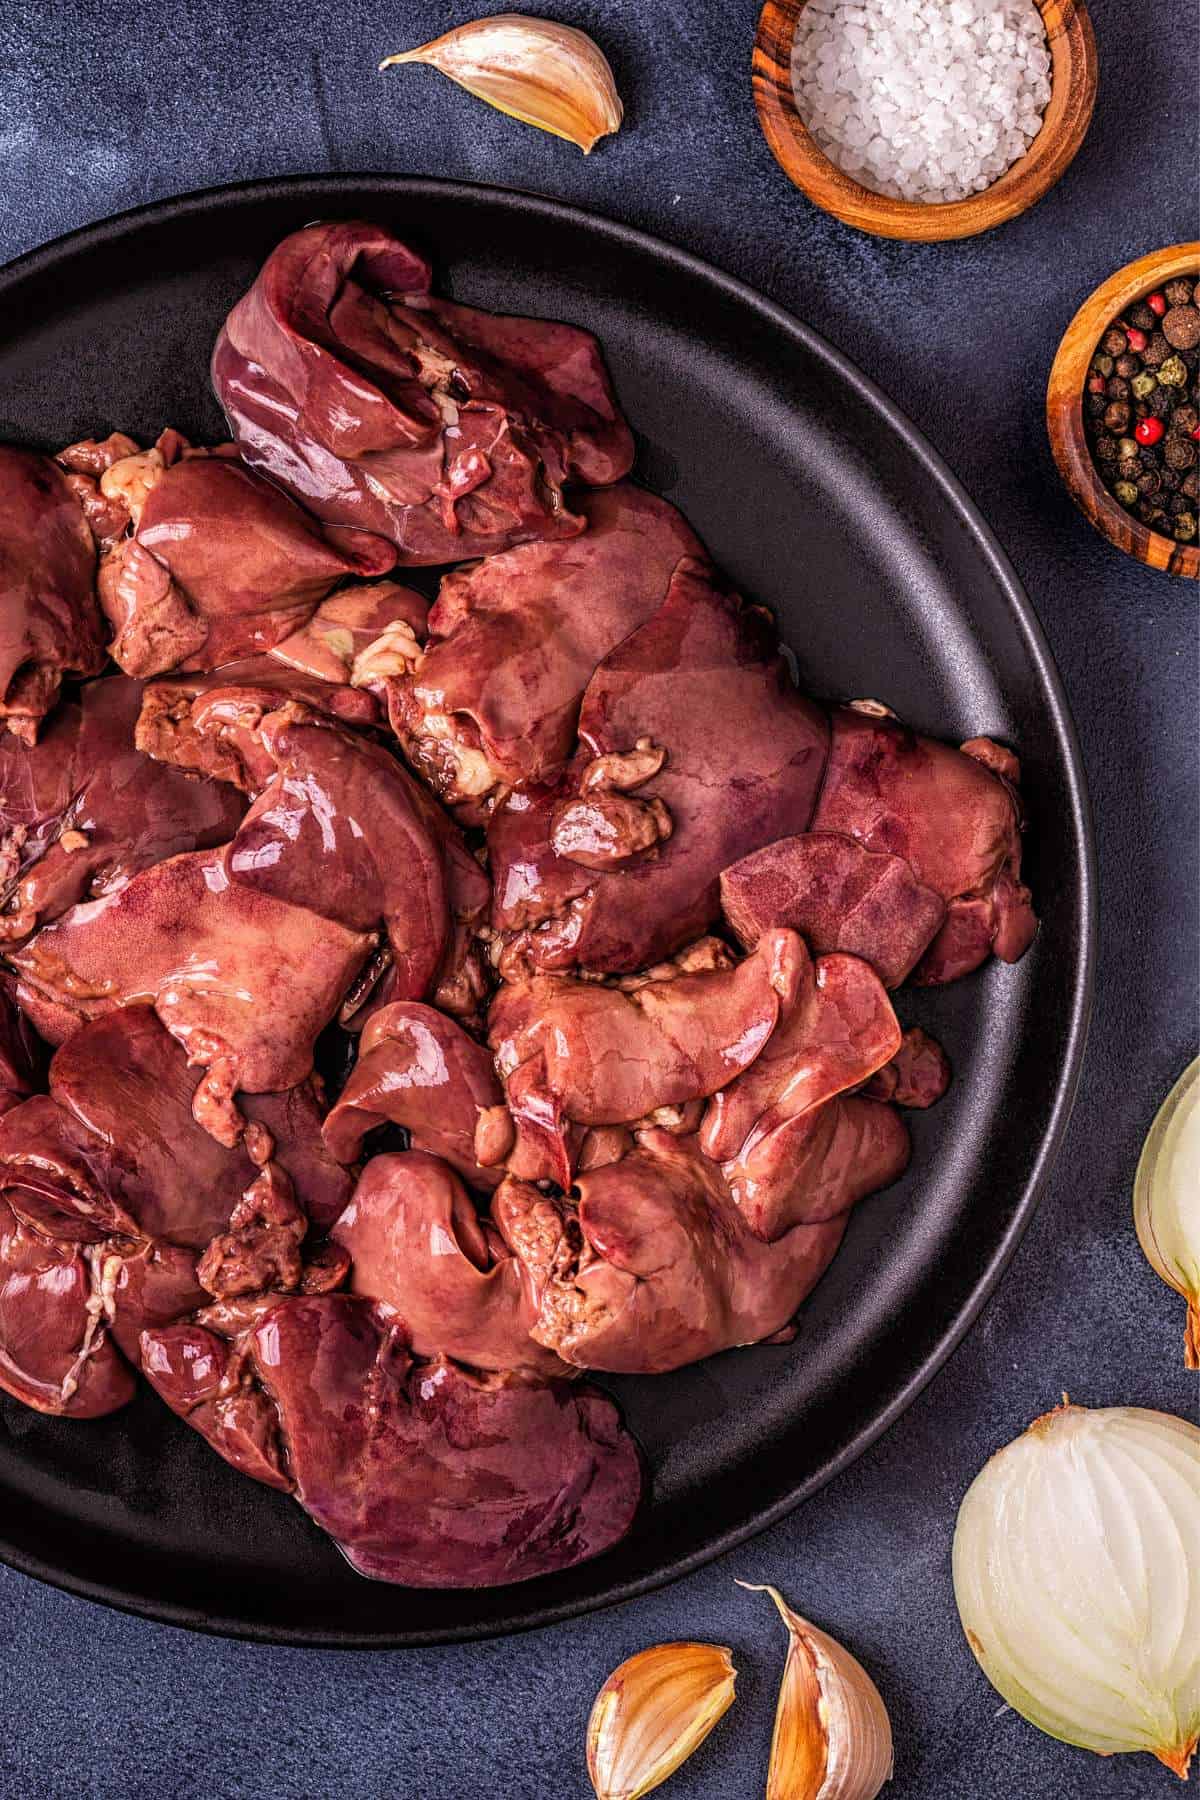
[
  {"x1": 1134, "y1": 1057, "x2": 1200, "y2": 1367},
  {"x1": 953, "y1": 1401, "x2": 1200, "y2": 1779}
]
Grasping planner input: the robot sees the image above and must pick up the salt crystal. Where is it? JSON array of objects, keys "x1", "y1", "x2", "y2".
[{"x1": 791, "y1": 0, "x2": 1051, "y2": 204}]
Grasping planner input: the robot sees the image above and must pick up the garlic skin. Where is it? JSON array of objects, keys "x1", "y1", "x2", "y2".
[
  {"x1": 1134, "y1": 1056, "x2": 1200, "y2": 1367},
  {"x1": 586, "y1": 1641, "x2": 736, "y2": 1800},
  {"x1": 738, "y1": 1582, "x2": 893, "y2": 1800},
  {"x1": 954, "y1": 1402, "x2": 1200, "y2": 1779},
  {"x1": 380, "y1": 16, "x2": 623, "y2": 155}
]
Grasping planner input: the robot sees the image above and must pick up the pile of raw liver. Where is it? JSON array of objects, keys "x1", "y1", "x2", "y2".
[{"x1": 0, "y1": 222, "x2": 1035, "y2": 1588}]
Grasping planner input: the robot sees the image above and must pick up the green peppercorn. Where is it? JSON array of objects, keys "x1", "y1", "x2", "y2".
[
  {"x1": 1131, "y1": 372, "x2": 1158, "y2": 399},
  {"x1": 1174, "y1": 512, "x2": 1197, "y2": 541},
  {"x1": 1158, "y1": 355, "x2": 1188, "y2": 386},
  {"x1": 1116, "y1": 436, "x2": 1140, "y2": 460},
  {"x1": 1092, "y1": 352, "x2": 1115, "y2": 376},
  {"x1": 1113, "y1": 480, "x2": 1139, "y2": 505}
]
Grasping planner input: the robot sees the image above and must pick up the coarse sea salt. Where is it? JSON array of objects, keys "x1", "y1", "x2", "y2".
[{"x1": 791, "y1": 0, "x2": 1052, "y2": 204}]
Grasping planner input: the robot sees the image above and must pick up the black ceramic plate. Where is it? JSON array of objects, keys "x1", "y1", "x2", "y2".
[{"x1": 0, "y1": 176, "x2": 1094, "y2": 1646}]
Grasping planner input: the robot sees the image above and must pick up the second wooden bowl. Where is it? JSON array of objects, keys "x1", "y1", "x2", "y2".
[
  {"x1": 1047, "y1": 244, "x2": 1200, "y2": 578},
  {"x1": 753, "y1": 0, "x2": 1098, "y2": 242}
]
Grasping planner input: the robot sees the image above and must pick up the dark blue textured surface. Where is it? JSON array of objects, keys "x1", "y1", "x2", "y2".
[{"x1": 0, "y1": 2, "x2": 1196, "y2": 1795}]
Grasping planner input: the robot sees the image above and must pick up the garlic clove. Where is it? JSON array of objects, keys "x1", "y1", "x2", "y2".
[
  {"x1": 1133, "y1": 1056, "x2": 1200, "y2": 1368},
  {"x1": 738, "y1": 1582, "x2": 893, "y2": 1800},
  {"x1": 380, "y1": 14, "x2": 623, "y2": 155},
  {"x1": 586, "y1": 1641, "x2": 736, "y2": 1800}
]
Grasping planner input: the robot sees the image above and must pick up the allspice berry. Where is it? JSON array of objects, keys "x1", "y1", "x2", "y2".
[{"x1": 1161, "y1": 305, "x2": 1200, "y2": 350}]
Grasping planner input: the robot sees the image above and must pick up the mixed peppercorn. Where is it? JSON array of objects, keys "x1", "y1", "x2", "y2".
[{"x1": 1084, "y1": 275, "x2": 1200, "y2": 544}]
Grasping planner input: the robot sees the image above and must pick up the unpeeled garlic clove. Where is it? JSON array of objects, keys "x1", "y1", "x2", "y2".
[
  {"x1": 586, "y1": 1641, "x2": 736, "y2": 1799},
  {"x1": 379, "y1": 14, "x2": 623, "y2": 154},
  {"x1": 738, "y1": 1582, "x2": 893, "y2": 1800}
]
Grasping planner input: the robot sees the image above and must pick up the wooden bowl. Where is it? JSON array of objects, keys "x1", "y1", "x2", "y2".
[
  {"x1": 753, "y1": 0, "x2": 1098, "y2": 242},
  {"x1": 1047, "y1": 244, "x2": 1200, "y2": 578}
]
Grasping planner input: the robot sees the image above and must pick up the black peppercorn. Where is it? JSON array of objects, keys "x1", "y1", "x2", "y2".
[
  {"x1": 1085, "y1": 392, "x2": 1107, "y2": 418},
  {"x1": 1103, "y1": 401, "x2": 1130, "y2": 431},
  {"x1": 1137, "y1": 468, "x2": 1162, "y2": 496},
  {"x1": 1117, "y1": 457, "x2": 1142, "y2": 481},
  {"x1": 1182, "y1": 471, "x2": 1200, "y2": 499},
  {"x1": 1102, "y1": 327, "x2": 1128, "y2": 356},
  {"x1": 1106, "y1": 376, "x2": 1131, "y2": 401},
  {"x1": 1129, "y1": 302, "x2": 1156, "y2": 331},
  {"x1": 1165, "y1": 435, "x2": 1198, "y2": 470},
  {"x1": 1094, "y1": 435, "x2": 1117, "y2": 461},
  {"x1": 1148, "y1": 385, "x2": 1174, "y2": 418},
  {"x1": 1169, "y1": 491, "x2": 1192, "y2": 515},
  {"x1": 1164, "y1": 278, "x2": 1194, "y2": 307},
  {"x1": 1142, "y1": 332, "x2": 1171, "y2": 368},
  {"x1": 1115, "y1": 353, "x2": 1139, "y2": 378},
  {"x1": 1172, "y1": 403, "x2": 1199, "y2": 435}
]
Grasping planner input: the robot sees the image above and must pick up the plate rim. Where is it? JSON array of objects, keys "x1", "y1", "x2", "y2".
[{"x1": 0, "y1": 172, "x2": 1097, "y2": 1647}]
